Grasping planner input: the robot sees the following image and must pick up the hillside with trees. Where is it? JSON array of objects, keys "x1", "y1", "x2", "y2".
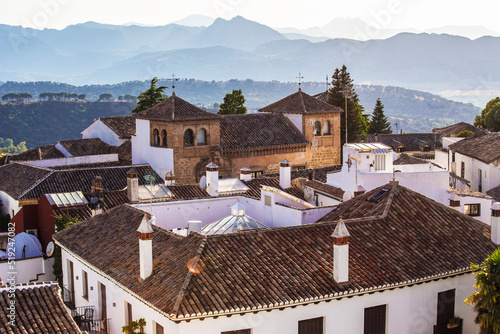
[{"x1": 0, "y1": 80, "x2": 480, "y2": 149}]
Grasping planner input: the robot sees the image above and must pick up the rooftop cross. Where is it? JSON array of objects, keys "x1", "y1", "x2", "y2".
[
  {"x1": 296, "y1": 72, "x2": 304, "y2": 90},
  {"x1": 169, "y1": 73, "x2": 179, "y2": 92}
]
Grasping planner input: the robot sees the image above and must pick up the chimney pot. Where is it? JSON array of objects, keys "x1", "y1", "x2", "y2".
[
  {"x1": 279, "y1": 160, "x2": 291, "y2": 189},
  {"x1": 127, "y1": 169, "x2": 139, "y2": 202},
  {"x1": 137, "y1": 216, "x2": 154, "y2": 279},
  {"x1": 239, "y1": 166, "x2": 252, "y2": 181},
  {"x1": 206, "y1": 162, "x2": 219, "y2": 196},
  {"x1": 332, "y1": 219, "x2": 350, "y2": 283},
  {"x1": 188, "y1": 220, "x2": 202, "y2": 234}
]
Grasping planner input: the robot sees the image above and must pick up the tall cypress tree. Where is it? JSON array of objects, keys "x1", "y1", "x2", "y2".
[
  {"x1": 131, "y1": 77, "x2": 168, "y2": 114},
  {"x1": 368, "y1": 98, "x2": 392, "y2": 134},
  {"x1": 326, "y1": 65, "x2": 367, "y2": 146}
]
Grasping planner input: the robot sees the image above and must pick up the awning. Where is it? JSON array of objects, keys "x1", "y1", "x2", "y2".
[{"x1": 373, "y1": 149, "x2": 389, "y2": 154}]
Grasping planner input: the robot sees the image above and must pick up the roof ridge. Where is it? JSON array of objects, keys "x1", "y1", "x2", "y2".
[
  {"x1": 381, "y1": 182, "x2": 398, "y2": 218},
  {"x1": 299, "y1": 90, "x2": 307, "y2": 112},
  {"x1": 171, "y1": 235, "x2": 207, "y2": 317},
  {"x1": 18, "y1": 170, "x2": 55, "y2": 200}
]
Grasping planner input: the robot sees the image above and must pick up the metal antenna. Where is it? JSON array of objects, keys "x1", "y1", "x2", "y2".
[
  {"x1": 296, "y1": 72, "x2": 304, "y2": 90},
  {"x1": 169, "y1": 73, "x2": 179, "y2": 92}
]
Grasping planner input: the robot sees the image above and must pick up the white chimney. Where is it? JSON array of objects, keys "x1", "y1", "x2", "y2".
[
  {"x1": 332, "y1": 218, "x2": 350, "y2": 284},
  {"x1": 188, "y1": 220, "x2": 202, "y2": 234},
  {"x1": 206, "y1": 162, "x2": 219, "y2": 196},
  {"x1": 491, "y1": 202, "x2": 500, "y2": 244},
  {"x1": 127, "y1": 168, "x2": 139, "y2": 202},
  {"x1": 279, "y1": 159, "x2": 291, "y2": 189},
  {"x1": 165, "y1": 171, "x2": 175, "y2": 186},
  {"x1": 239, "y1": 166, "x2": 252, "y2": 181},
  {"x1": 137, "y1": 216, "x2": 154, "y2": 280}
]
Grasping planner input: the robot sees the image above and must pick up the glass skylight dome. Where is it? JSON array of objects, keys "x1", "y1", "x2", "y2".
[{"x1": 202, "y1": 203, "x2": 268, "y2": 235}]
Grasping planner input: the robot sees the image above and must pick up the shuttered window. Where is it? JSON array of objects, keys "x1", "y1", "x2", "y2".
[
  {"x1": 298, "y1": 317, "x2": 323, "y2": 334},
  {"x1": 364, "y1": 304, "x2": 386, "y2": 334}
]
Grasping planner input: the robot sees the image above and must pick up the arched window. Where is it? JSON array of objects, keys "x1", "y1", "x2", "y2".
[
  {"x1": 161, "y1": 130, "x2": 167, "y2": 147},
  {"x1": 323, "y1": 120, "x2": 331, "y2": 135},
  {"x1": 153, "y1": 129, "x2": 160, "y2": 146},
  {"x1": 313, "y1": 121, "x2": 321, "y2": 136},
  {"x1": 184, "y1": 129, "x2": 194, "y2": 146},
  {"x1": 197, "y1": 128, "x2": 207, "y2": 145}
]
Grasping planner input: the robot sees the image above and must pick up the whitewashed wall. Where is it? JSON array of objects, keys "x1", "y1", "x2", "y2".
[
  {"x1": 0, "y1": 191, "x2": 19, "y2": 217},
  {"x1": 81, "y1": 120, "x2": 124, "y2": 147},
  {"x1": 451, "y1": 152, "x2": 500, "y2": 193},
  {"x1": 61, "y1": 247, "x2": 480, "y2": 334},
  {"x1": 284, "y1": 114, "x2": 303, "y2": 134},
  {"x1": 0, "y1": 256, "x2": 54, "y2": 284},
  {"x1": 450, "y1": 195, "x2": 494, "y2": 225},
  {"x1": 27, "y1": 154, "x2": 119, "y2": 168},
  {"x1": 132, "y1": 119, "x2": 174, "y2": 177}
]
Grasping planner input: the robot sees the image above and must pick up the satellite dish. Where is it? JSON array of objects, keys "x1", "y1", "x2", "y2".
[
  {"x1": 46, "y1": 241, "x2": 55, "y2": 257},
  {"x1": 199, "y1": 175, "x2": 207, "y2": 189}
]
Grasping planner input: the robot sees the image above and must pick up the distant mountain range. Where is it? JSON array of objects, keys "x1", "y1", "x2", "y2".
[{"x1": 1, "y1": 15, "x2": 500, "y2": 105}]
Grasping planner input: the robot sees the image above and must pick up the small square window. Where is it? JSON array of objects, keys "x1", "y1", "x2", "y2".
[
  {"x1": 264, "y1": 195, "x2": 272, "y2": 206},
  {"x1": 464, "y1": 204, "x2": 480, "y2": 216},
  {"x1": 298, "y1": 317, "x2": 323, "y2": 334}
]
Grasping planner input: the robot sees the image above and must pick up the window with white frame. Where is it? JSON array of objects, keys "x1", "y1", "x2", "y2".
[{"x1": 374, "y1": 154, "x2": 386, "y2": 171}]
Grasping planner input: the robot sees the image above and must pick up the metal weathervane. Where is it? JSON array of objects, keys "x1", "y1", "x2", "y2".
[
  {"x1": 296, "y1": 72, "x2": 304, "y2": 89},
  {"x1": 169, "y1": 73, "x2": 179, "y2": 92}
]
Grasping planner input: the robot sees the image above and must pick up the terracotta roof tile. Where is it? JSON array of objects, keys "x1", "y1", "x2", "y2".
[
  {"x1": 19, "y1": 165, "x2": 159, "y2": 201},
  {"x1": 264, "y1": 165, "x2": 342, "y2": 183},
  {"x1": 242, "y1": 177, "x2": 305, "y2": 200},
  {"x1": 54, "y1": 183, "x2": 497, "y2": 320},
  {"x1": 136, "y1": 93, "x2": 220, "y2": 122},
  {"x1": 0, "y1": 163, "x2": 53, "y2": 199},
  {"x1": 448, "y1": 131, "x2": 500, "y2": 164},
  {"x1": 2, "y1": 145, "x2": 65, "y2": 164},
  {"x1": 393, "y1": 153, "x2": 429, "y2": 165},
  {"x1": 58, "y1": 138, "x2": 118, "y2": 157},
  {"x1": 169, "y1": 185, "x2": 210, "y2": 200},
  {"x1": 487, "y1": 185, "x2": 500, "y2": 202},
  {"x1": 365, "y1": 133, "x2": 441, "y2": 152},
  {"x1": 0, "y1": 283, "x2": 82, "y2": 333},
  {"x1": 432, "y1": 122, "x2": 484, "y2": 137},
  {"x1": 220, "y1": 113, "x2": 308, "y2": 150},
  {"x1": 305, "y1": 180, "x2": 344, "y2": 199},
  {"x1": 259, "y1": 89, "x2": 342, "y2": 114},
  {"x1": 99, "y1": 115, "x2": 136, "y2": 138}
]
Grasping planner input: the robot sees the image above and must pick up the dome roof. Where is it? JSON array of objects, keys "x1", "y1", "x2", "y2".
[{"x1": 202, "y1": 204, "x2": 268, "y2": 235}]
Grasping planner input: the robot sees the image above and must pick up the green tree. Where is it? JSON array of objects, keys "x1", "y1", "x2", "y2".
[
  {"x1": 0, "y1": 137, "x2": 27, "y2": 154},
  {"x1": 474, "y1": 97, "x2": 500, "y2": 131},
  {"x1": 326, "y1": 65, "x2": 367, "y2": 145},
  {"x1": 457, "y1": 130, "x2": 474, "y2": 137},
  {"x1": 131, "y1": 77, "x2": 168, "y2": 114},
  {"x1": 218, "y1": 89, "x2": 247, "y2": 115},
  {"x1": 78, "y1": 94, "x2": 86, "y2": 101},
  {"x1": 53, "y1": 215, "x2": 80, "y2": 286},
  {"x1": 122, "y1": 318, "x2": 146, "y2": 334},
  {"x1": 368, "y1": 98, "x2": 392, "y2": 134},
  {"x1": 99, "y1": 93, "x2": 113, "y2": 102},
  {"x1": 466, "y1": 248, "x2": 500, "y2": 334}
]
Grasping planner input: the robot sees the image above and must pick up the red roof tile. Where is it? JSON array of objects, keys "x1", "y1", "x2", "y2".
[{"x1": 259, "y1": 89, "x2": 342, "y2": 114}]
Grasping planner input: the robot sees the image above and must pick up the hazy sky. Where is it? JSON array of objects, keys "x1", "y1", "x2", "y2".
[{"x1": 1, "y1": 0, "x2": 499, "y2": 32}]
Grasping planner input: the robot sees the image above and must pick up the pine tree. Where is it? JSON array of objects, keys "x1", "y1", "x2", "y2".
[
  {"x1": 131, "y1": 77, "x2": 168, "y2": 114},
  {"x1": 368, "y1": 98, "x2": 392, "y2": 134},
  {"x1": 218, "y1": 89, "x2": 247, "y2": 115},
  {"x1": 326, "y1": 65, "x2": 367, "y2": 145},
  {"x1": 465, "y1": 248, "x2": 500, "y2": 334}
]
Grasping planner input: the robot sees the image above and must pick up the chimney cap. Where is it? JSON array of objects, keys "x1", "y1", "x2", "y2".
[
  {"x1": 240, "y1": 166, "x2": 251, "y2": 171},
  {"x1": 492, "y1": 202, "x2": 500, "y2": 211},
  {"x1": 137, "y1": 216, "x2": 154, "y2": 234},
  {"x1": 206, "y1": 162, "x2": 218, "y2": 169},
  {"x1": 332, "y1": 219, "x2": 350, "y2": 238},
  {"x1": 280, "y1": 159, "x2": 291, "y2": 167},
  {"x1": 127, "y1": 168, "x2": 138, "y2": 177}
]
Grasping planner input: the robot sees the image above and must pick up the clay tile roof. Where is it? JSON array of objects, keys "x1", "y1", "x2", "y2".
[
  {"x1": 432, "y1": 121, "x2": 483, "y2": 137},
  {"x1": 54, "y1": 184, "x2": 496, "y2": 320},
  {"x1": 99, "y1": 115, "x2": 136, "y2": 138},
  {"x1": 487, "y1": 185, "x2": 500, "y2": 202},
  {"x1": 448, "y1": 131, "x2": 500, "y2": 164},
  {"x1": 393, "y1": 153, "x2": 429, "y2": 165},
  {"x1": 220, "y1": 113, "x2": 308, "y2": 150},
  {"x1": 313, "y1": 91, "x2": 329, "y2": 103},
  {"x1": 58, "y1": 138, "x2": 118, "y2": 157},
  {"x1": 135, "y1": 93, "x2": 220, "y2": 122},
  {"x1": 448, "y1": 188, "x2": 492, "y2": 199},
  {"x1": 0, "y1": 162, "x2": 53, "y2": 199},
  {"x1": 3, "y1": 145, "x2": 65, "y2": 163},
  {"x1": 169, "y1": 185, "x2": 210, "y2": 200},
  {"x1": 264, "y1": 165, "x2": 342, "y2": 183},
  {"x1": 365, "y1": 133, "x2": 441, "y2": 151},
  {"x1": 242, "y1": 177, "x2": 305, "y2": 200},
  {"x1": 19, "y1": 165, "x2": 159, "y2": 201},
  {"x1": 305, "y1": 180, "x2": 344, "y2": 199},
  {"x1": 259, "y1": 89, "x2": 343, "y2": 114},
  {"x1": 0, "y1": 282, "x2": 82, "y2": 333}
]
